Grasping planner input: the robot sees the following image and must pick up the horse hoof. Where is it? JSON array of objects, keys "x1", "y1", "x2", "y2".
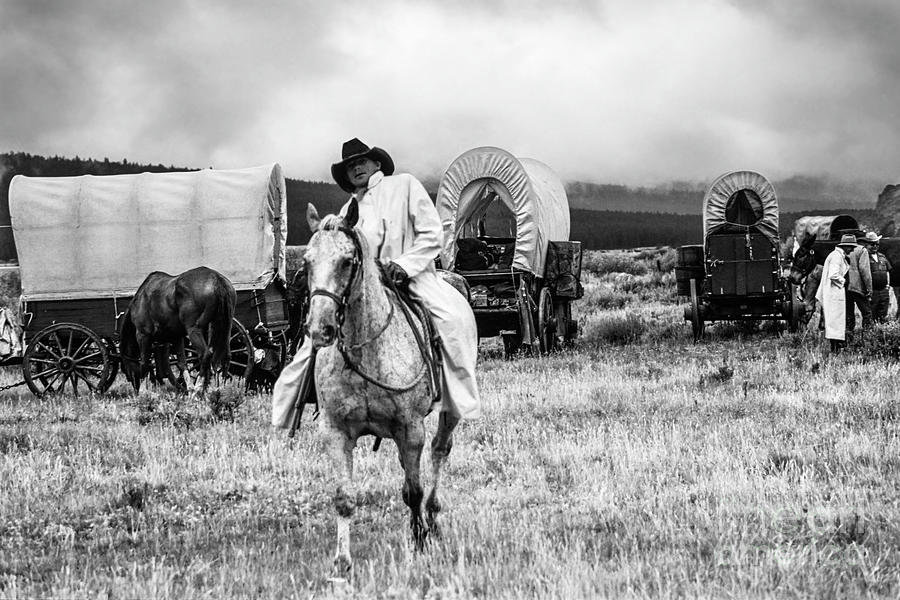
[
  {"x1": 327, "y1": 576, "x2": 352, "y2": 593},
  {"x1": 331, "y1": 555, "x2": 352, "y2": 579}
]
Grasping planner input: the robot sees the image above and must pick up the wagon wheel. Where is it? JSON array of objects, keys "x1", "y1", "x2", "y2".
[
  {"x1": 537, "y1": 287, "x2": 557, "y2": 354},
  {"x1": 689, "y1": 278, "x2": 705, "y2": 341},
  {"x1": 165, "y1": 318, "x2": 254, "y2": 389},
  {"x1": 104, "y1": 339, "x2": 120, "y2": 388},
  {"x1": 23, "y1": 323, "x2": 112, "y2": 396}
]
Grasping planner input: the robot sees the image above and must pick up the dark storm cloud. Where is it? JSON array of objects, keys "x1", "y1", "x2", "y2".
[
  {"x1": 2, "y1": 0, "x2": 899, "y2": 186},
  {"x1": 0, "y1": 0, "x2": 342, "y2": 166}
]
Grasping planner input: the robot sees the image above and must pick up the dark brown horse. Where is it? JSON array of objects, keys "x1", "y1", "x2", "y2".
[
  {"x1": 120, "y1": 266, "x2": 236, "y2": 397},
  {"x1": 788, "y1": 234, "x2": 826, "y2": 323}
]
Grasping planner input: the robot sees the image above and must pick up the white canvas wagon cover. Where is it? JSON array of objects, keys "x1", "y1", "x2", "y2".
[
  {"x1": 703, "y1": 170, "x2": 778, "y2": 244},
  {"x1": 436, "y1": 147, "x2": 570, "y2": 275},
  {"x1": 791, "y1": 214, "x2": 859, "y2": 243},
  {"x1": 9, "y1": 164, "x2": 287, "y2": 301}
]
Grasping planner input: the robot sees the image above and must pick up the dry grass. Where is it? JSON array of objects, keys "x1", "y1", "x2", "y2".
[{"x1": 2, "y1": 248, "x2": 900, "y2": 598}]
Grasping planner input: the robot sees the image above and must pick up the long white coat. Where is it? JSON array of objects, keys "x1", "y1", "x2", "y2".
[
  {"x1": 272, "y1": 171, "x2": 481, "y2": 428},
  {"x1": 816, "y1": 247, "x2": 849, "y2": 341}
]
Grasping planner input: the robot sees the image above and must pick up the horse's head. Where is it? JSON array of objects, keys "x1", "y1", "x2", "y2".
[
  {"x1": 304, "y1": 200, "x2": 364, "y2": 348},
  {"x1": 118, "y1": 307, "x2": 143, "y2": 391},
  {"x1": 789, "y1": 233, "x2": 818, "y2": 285}
]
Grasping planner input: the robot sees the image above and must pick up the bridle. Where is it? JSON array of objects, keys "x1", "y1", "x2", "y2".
[
  {"x1": 308, "y1": 226, "x2": 364, "y2": 329},
  {"x1": 308, "y1": 226, "x2": 429, "y2": 394},
  {"x1": 790, "y1": 243, "x2": 817, "y2": 286}
]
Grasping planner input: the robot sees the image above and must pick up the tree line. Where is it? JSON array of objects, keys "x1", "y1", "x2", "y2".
[{"x1": 1, "y1": 153, "x2": 868, "y2": 259}]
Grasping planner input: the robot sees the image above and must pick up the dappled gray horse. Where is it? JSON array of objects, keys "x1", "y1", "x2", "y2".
[{"x1": 304, "y1": 201, "x2": 456, "y2": 579}]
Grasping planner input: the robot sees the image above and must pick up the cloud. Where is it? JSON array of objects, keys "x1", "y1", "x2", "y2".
[{"x1": 2, "y1": 0, "x2": 899, "y2": 188}]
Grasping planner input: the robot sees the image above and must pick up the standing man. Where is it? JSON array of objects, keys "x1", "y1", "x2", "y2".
[
  {"x1": 817, "y1": 234, "x2": 855, "y2": 353},
  {"x1": 845, "y1": 231, "x2": 873, "y2": 333},
  {"x1": 273, "y1": 138, "x2": 481, "y2": 430},
  {"x1": 862, "y1": 231, "x2": 892, "y2": 322}
]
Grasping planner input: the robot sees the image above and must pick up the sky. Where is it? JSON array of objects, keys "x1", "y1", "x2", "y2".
[{"x1": 2, "y1": 0, "x2": 899, "y2": 188}]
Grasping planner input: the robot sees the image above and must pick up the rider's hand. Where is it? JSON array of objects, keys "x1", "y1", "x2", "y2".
[{"x1": 385, "y1": 262, "x2": 409, "y2": 286}]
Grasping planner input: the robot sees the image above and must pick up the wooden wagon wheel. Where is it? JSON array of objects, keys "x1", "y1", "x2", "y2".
[
  {"x1": 689, "y1": 278, "x2": 705, "y2": 341},
  {"x1": 23, "y1": 323, "x2": 112, "y2": 396},
  {"x1": 537, "y1": 287, "x2": 557, "y2": 354},
  {"x1": 165, "y1": 318, "x2": 254, "y2": 389}
]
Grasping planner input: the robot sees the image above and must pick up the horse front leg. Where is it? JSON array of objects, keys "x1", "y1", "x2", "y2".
[
  {"x1": 152, "y1": 343, "x2": 169, "y2": 387},
  {"x1": 426, "y1": 411, "x2": 459, "y2": 538},
  {"x1": 173, "y1": 337, "x2": 189, "y2": 395},
  {"x1": 324, "y1": 426, "x2": 356, "y2": 583},
  {"x1": 397, "y1": 421, "x2": 427, "y2": 550},
  {"x1": 186, "y1": 326, "x2": 211, "y2": 399},
  {"x1": 132, "y1": 333, "x2": 153, "y2": 394}
]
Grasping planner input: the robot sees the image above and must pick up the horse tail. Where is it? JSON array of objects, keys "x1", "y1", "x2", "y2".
[{"x1": 208, "y1": 276, "x2": 236, "y2": 374}]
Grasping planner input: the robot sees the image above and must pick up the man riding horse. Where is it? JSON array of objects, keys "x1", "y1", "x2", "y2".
[{"x1": 273, "y1": 138, "x2": 482, "y2": 430}]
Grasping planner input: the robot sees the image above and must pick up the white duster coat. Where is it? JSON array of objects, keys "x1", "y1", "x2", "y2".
[
  {"x1": 272, "y1": 171, "x2": 481, "y2": 428},
  {"x1": 816, "y1": 247, "x2": 849, "y2": 341}
]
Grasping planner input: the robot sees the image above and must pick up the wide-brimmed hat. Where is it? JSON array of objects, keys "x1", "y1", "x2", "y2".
[
  {"x1": 861, "y1": 231, "x2": 882, "y2": 243},
  {"x1": 837, "y1": 234, "x2": 858, "y2": 248},
  {"x1": 330, "y1": 138, "x2": 395, "y2": 192}
]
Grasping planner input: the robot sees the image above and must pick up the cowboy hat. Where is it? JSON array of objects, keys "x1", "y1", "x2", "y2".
[
  {"x1": 861, "y1": 231, "x2": 882, "y2": 243},
  {"x1": 837, "y1": 234, "x2": 858, "y2": 248},
  {"x1": 331, "y1": 138, "x2": 395, "y2": 193}
]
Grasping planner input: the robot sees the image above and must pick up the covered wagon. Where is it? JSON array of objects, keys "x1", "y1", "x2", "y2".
[
  {"x1": 436, "y1": 147, "x2": 581, "y2": 356},
  {"x1": 791, "y1": 214, "x2": 859, "y2": 245},
  {"x1": 677, "y1": 170, "x2": 802, "y2": 340},
  {"x1": 8, "y1": 164, "x2": 290, "y2": 395}
]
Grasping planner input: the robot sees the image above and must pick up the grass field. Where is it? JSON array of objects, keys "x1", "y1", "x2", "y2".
[{"x1": 2, "y1": 249, "x2": 900, "y2": 599}]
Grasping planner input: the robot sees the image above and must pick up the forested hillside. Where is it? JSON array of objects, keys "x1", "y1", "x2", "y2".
[{"x1": 0, "y1": 153, "x2": 876, "y2": 257}]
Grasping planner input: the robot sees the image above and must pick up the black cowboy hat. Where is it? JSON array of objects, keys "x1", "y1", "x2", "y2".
[{"x1": 331, "y1": 138, "x2": 395, "y2": 193}]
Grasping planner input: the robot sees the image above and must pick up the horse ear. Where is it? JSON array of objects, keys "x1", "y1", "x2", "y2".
[
  {"x1": 307, "y1": 203, "x2": 321, "y2": 233},
  {"x1": 344, "y1": 198, "x2": 359, "y2": 228}
]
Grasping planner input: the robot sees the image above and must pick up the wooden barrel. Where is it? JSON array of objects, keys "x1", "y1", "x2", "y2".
[
  {"x1": 675, "y1": 265, "x2": 704, "y2": 296},
  {"x1": 677, "y1": 244, "x2": 704, "y2": 267}
]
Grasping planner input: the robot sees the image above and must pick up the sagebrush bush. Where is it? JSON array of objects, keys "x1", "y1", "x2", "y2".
[
  {"x1": 581, "y1": 311, "x2": 647, "y2": 346},
  {"x1": 848, "y1": 321, "x2": 900, "y2": 361},
  {"x1": 579, "y1": 283, "x2": 632, "y2": 311},
  {"x1": 581, "y1": 252, "x2": 649, "y2": 277}
]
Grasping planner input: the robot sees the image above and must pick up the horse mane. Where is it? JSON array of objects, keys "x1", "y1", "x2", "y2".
[{"x1": 320, "y1": 214, "x2": 346, "y2": 231}]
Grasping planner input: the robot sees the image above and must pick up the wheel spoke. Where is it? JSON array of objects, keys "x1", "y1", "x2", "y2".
[
  {"x1": 31, "y1": 366, "x2": 61, "y2": 380},
  {"x1": 67, "y1": 330, "x2": 74, "y2": 355},
  {"x1": 79, "y1": 365, "x2": 104, "y2": 374},
  {"x1": 69, "y1": 373, "x2": 79, "y2": 396},
  {"x1": 29, "y1": 357, "x2": 58, "y2": 366},
  {"x1": 36, "y1": 342, "x2": 62, "y2": 360},
  {"x1": 52, "y1": 332, "x2": 66, "y2": 355},
  {"x1": 43, "y1": 372, "x2": 64, "y2": 394},
  {"x1": 74, "y1": 350, "x2": 102, "y2": 365},
  {"x1": 73, "y1": 369, "x2": 97, "y2": 391},
  {"x1": 72, "y1": 336, "x2": 91, "y2": 358}
]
